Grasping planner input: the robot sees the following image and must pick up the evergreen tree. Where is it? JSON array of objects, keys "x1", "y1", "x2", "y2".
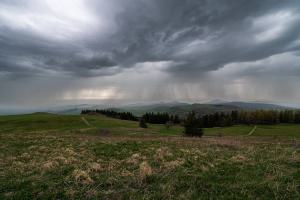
[
  {"x1": 295, "y1": 111, "x2": 300, "y2": 123},
  {"x1": 184, "y1": 112, "x2": 203, "y2": 137}
]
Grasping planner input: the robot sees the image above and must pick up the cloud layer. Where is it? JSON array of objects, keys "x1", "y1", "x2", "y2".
[{"x1": 1, "y1": 0, "x2": 300, "y2": 106}]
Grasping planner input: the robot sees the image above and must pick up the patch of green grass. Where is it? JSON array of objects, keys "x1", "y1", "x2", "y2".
[
  {"x1": 205, "y1": 124, "x2": 300, "y2": 137},
  {"x1": 0, "y1": 113, "x2": 86, "y2": 132},
  {"x1": 86, "y1": 115, "x2": 138, "y2": 129},
  {"x1": 149, "y1": 124, "x2": 184, "y2": 136},
  {"x1": 204, "y1": 125, "x2": 254, "y2": 136},
  {"x1": 0, "y1": 113, "x2": 183, "y2": 136},
  {"x1": 254, "y1": 124, "x2": 300, "y2": 137}
]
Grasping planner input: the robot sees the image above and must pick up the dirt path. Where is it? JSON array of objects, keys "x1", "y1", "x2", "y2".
[
  {"x1": 247, "y1": 126, "x2": 257, "y2": 136},
  {"x1": 81, "y1": 117, "x2": 91, "y2": 127}
]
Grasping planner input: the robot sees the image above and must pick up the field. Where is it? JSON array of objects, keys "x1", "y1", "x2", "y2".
[
  {"x1": 205, "y1": 124, "x2": 300, "y2": 137},
  {"x1": 0, "y1": 113, "x2": 300, "y2": 199}
]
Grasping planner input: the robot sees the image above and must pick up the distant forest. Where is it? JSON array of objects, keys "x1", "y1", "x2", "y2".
[
  {"x1": 81, "y1": 109, "x2": 138, "y2": 121},
  {"x1": 81, "y1": 109, "x2": 300, "y2": 128},
  {"x1": 196, "y1": 110, "x2": 300, "y2": 128},
  {"x1": 81, "y1": 109, "x2": 180, "y2": 124}
]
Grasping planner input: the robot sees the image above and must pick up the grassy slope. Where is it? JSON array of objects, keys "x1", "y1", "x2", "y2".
[
  {"x1": 2, "y1": 113, "x2": 300, "y2": 137},
  {"x1": 0, "y1": 113, "x2": 299, "y2": 199},
  {"x1": 0, "y1": 113, "x2": 183, "y2": 136},
  {"x1": 205, "y1": 124, "x2": 300, "y2": 137}
]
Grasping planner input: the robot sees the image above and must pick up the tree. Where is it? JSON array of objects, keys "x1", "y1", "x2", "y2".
[
  {"x1": 143, "y1": 112, "x2": 171, "y2": 124},
  {"x1": 173, "y1": 115, "x2": 181, "y2": 124},
  {"x1": 295, "y1": 110, "x2": 300, "y2": 123},
  {"x1": 139, "y1": 117, "x2": 148, "y2": 128},
  {"x1": 231, "y1": 110, "x2": 238, "y2": 124},
  {"x1": 279, "y1": 110, "x2": 294, "y2": 123},
  {"x1": 184, "y1": 112, "x2": 203, "y2": 137}
]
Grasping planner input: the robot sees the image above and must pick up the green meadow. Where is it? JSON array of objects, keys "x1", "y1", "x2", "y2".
[
  {"x1": 204, "y1": 124, "x2": 300, "y2": 137},
  {"x1": 0, "y1": 113, "x2": 299, "y2": 199}
]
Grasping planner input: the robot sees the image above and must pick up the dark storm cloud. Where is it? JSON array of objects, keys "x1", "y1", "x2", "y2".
[
  {"x1": 1, "y1": 0, "x2": 300, "y2": 78},
  {"x1": 1, "y1": 0, "x2": 300, "y2": 107},
  {"x1": 101, "y1": 0, "x2": 300, "y2": 74}
]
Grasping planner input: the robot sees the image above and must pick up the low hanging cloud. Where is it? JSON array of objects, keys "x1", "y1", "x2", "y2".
[{"x1": 1, "y1": 0, "x2": 300, "y2": 106}]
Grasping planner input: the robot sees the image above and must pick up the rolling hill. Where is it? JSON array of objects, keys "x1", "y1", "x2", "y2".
[
  {"x1": 112, "y1": 101, "x2": 291, "y2": 117},
  {"x1": 1, "y1": 101, "x2": 291, "y2": 116}
]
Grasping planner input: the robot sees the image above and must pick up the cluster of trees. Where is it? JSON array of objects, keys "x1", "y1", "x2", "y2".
[
  {"x1": 200, "y1": 112, "x2": 234, "y2": 128},
  {"x1": 183, "y1": 109, "x2": 300, "y2": 137},
  {"x1": 81, "y1": 109, "x2": 138, "y2": 121},
  {"x1": 232, "y1": 110, "x2": 300, "y2": 125},
  {"x1": 142, "y1": 112, "x2": 180, "y2": 124},
  {"x1": 280, "y1": 110, "x2": 300, "y2": 123},
  {"x1": 81, "y1": 110, "x2": 182, "y2": 125},
  {"x1": 200, "y1": 110, "x2": 300, "y2": 128}
]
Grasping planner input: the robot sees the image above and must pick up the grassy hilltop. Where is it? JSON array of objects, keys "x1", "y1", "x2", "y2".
[{"x1": 0, "y1": 113, "x2": 299, "y2": 199}]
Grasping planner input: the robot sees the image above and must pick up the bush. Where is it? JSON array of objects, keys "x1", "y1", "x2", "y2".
[
  {"x1": 184, "y1": 112, "x2": 203, "y2": 137},
  {"x1": 139, "y1": 117, "x2": 148, "y2": 128},
  {"x1": 165, "y1": 121, "x2": 174, "y2": 129}
]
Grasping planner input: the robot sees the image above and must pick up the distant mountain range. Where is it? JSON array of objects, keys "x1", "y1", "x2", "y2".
[
  {"x1": 112, "y1": 101, "x2": 291, "y2": 117},
  {"x1": 221, "y1": 101, "x2": 289, "y2": 110},
  {"x1": 0, "y1": 101, "x2": 294, "y2": 116}
]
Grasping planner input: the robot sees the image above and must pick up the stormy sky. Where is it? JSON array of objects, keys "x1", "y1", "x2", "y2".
[{"x1": 1, "y1": 0, "x2": 300, "y2": 107}]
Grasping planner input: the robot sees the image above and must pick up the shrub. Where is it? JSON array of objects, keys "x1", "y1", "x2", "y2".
[
  {"x1": 139, "y1": 117, "x2": 148, "y2": 128},
  {"x1": 165, "y1": 121, "x2": 174, "y2": 129}
]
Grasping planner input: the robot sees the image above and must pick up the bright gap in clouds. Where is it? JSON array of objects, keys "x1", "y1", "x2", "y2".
[
  {"x1": 0, "y1": 0, "x2": 100, "y2": 41},
  {"x1": 253, "y1": 11, "x2": 295, "y2": 43},
  {"x1": 45, "y1": 0, "x2": 95, "y2": 23},
  {"x1": 62, "y1": 87, "x2": 124, "y2": 100}
]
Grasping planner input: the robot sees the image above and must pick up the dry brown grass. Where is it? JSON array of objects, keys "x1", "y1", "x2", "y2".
[
  {"x1": 126, "y1": 153, "x2": 142, "y2": 165},
  {"x1": 85, "y1": 189, "x2": 98, "y2": 199},
  {"x1": 155, "y1": 147, "x2": 173, "y2": 161},
  {"x1": 108, "y1": 160, "x2": 121, "y2": 171},
  {"x1": 230, "y1": 154, "x2": 249, "y2": 162},
  {"x1": 73, "y1": 169, "x2": 94, "y2": 185},
  {"x1": 88, "y1": 162, "x2": 102, "y2": 172},
  {"x1": 65, "y1": 189, "x2": 76, "y2": 198},
  {"x1": 139, "y1": 161, "x2": 152, "y2": 180},
  {"x1": 163, "y1": 159, "x2": 185, "y2": 170},
  {"x1": 120, "y1": 169, "x2": 134, "y2": 177},
  {"x1": 65, "y1": 148, "x2": 77, "y2": 156},
  {"x1": 42, "y1": 161, "x2": 59, "y2": 171}
]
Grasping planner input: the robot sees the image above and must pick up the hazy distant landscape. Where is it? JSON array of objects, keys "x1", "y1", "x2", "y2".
[{"x1": 0, "y1": 101, "x2": 291, "y2": 116}]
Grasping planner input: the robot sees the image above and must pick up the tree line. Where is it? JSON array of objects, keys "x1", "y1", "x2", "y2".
[
  {"x1": 142, "y1": 112, "x2": 180, "y2": 124},
  {"x1": 81, "y1": 109, "x2": 138, "y2": 121},
  {"x1": 81, "y1": 109, "x2": 181, "y2": 124},
  {"x1": 183, "y1": 109, "x2": 300, "y2": 137},
  {"x1": 194, "y1": 110, "x2": 300, "y2": 128}
]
